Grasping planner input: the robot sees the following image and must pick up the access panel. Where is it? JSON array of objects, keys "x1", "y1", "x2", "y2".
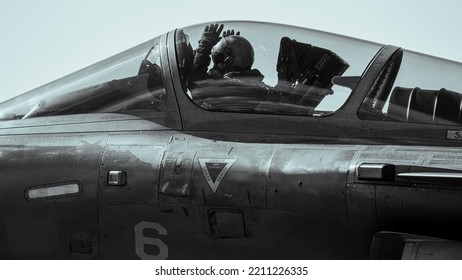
[
  {"x1": 265, "y1": 146, "x2": 355, "y2": 259},
  {"x1": 98, "y1": 132, "x2": 169, "y2": 258},
  {"x1": 0, "y1": 134, "x2": 107, "y2": 259}
]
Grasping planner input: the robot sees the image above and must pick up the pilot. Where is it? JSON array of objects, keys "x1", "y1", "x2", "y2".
[{"x1": 187, "y1": 24, "x2": 267, "y2": 90}]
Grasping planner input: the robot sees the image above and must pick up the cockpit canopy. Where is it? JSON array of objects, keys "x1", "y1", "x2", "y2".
[
  {"x1": 0, "y1": 36, "x2": 167, "y2": 121},
  {"x1": 175, "y1": 21, "x2": 381, "y2": 116},
  {"x1": 1, "y1": 21, "x2": 462, "y2": 126},
  {"x1": 359, "y1": 49, "x2": 462, "y2": 125}
]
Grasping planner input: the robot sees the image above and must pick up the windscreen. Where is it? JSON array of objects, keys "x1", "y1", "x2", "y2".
[{"x1": 0, "y1": 36, "x2": 166, "y2": 121}]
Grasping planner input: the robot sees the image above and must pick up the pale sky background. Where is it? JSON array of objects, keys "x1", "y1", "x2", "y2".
[{"x1": 1, "y1": 0, "x2": 462, "y2": 103}]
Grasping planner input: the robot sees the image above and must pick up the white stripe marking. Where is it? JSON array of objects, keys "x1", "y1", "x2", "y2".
[{"x1": 28, "y1": 183, "x2": 80, "y2": 200}]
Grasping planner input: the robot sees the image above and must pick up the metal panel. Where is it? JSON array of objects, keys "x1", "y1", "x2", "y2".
[
  {"x1": 265, "y1": 147, "x2": 354, "y2": 258},
  {"x1": 208, "y1": 208, "x2": 246, "y2": 238},
  {"x1": 99, "y1": 145, "x2": 164, "y2": 204},
  {"x1": 191, "y1": 145, "x2": 271, "y2": 209},
  {"x1": 0, "y1": 134, "x2": 106, "y2": 259},
  {"x1": 160, "y1": 149, "x2": 196, "y2": 197},
  {"x1": 376, "y1": 184, "x2": 462, "y2": 239},
  {"x1": 346, "y1": 183, "x2": 378, "y2": 258},
  {"x1": 267, "y1": 147, "x2": 352, "y2": 213}
]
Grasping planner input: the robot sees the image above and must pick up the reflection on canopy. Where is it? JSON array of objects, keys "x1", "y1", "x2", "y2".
[{"x1": 0, "y1": 37, "x2": 166, "y2": 121}]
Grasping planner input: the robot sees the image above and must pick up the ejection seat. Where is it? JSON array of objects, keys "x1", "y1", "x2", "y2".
[{"x1": 273, "y1": 37, "x2": 349, "y2": 109}]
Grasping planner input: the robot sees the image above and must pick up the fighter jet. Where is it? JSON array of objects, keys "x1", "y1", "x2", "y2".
[{"x1": 1, "y1": 20, "x2": 462, "y2": 260}]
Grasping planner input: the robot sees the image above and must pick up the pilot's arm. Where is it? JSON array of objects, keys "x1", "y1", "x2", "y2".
[{"x1": 187, "y1": 24, "x2": 224, "y2": 86}]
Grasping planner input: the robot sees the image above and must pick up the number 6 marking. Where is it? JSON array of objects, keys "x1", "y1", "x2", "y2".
[{"x1": 134, "y1": 221, "x2": 168, "y2": 260}]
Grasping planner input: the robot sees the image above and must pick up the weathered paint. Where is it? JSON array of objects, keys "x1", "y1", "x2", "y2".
[
  {"x1": 0, "y1": 134, "x2": 107, "y2": 259},
  {"x1": 1, "y1": 25, "x2": 462, "y2": 260}
]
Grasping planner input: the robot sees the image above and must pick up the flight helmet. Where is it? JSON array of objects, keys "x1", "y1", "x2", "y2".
[{"x1": 211, "y1": 35, "x2": 255, "y2": 73}]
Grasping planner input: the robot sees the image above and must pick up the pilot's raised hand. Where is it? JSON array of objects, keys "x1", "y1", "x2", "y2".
[
  {"x1": 198, "y1": 23, "x2": 224, "y2": 50},
  {"x1": 223, "y1": 29, "x2": 240, "y2": 37}
]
